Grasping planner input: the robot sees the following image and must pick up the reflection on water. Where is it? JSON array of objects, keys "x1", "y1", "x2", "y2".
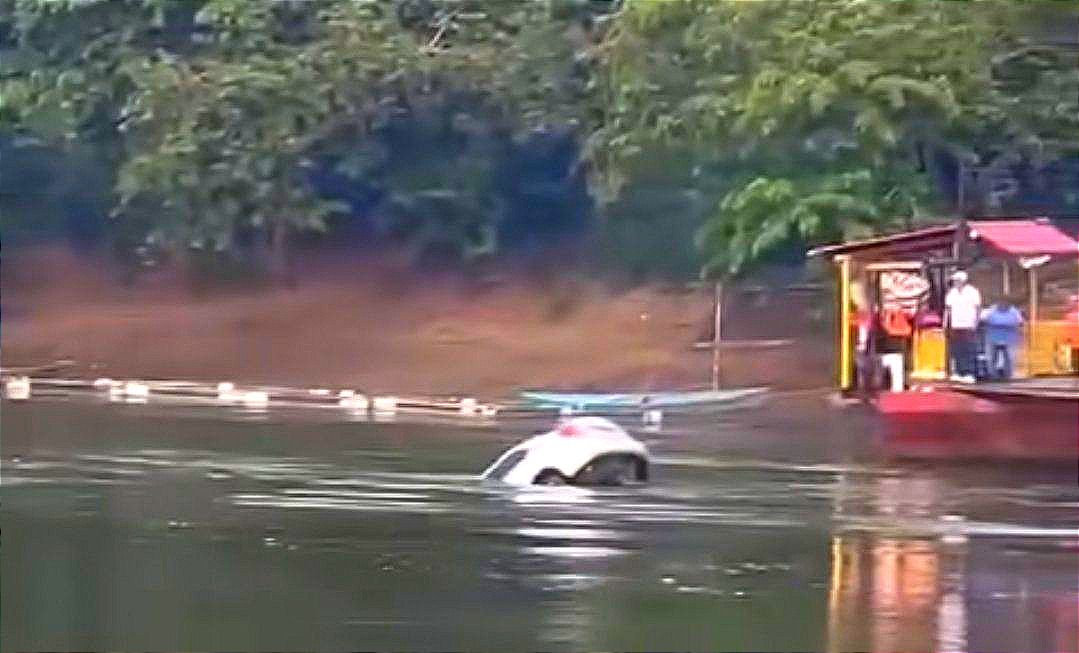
[
  {"x1": 828, "y1": 473, "x2": 1078, "y2": 653},
  {"x1": 828, "y1": 536, "x2": 964, "y2": 653},
  {"x1": 2, "y1": 400, "x2": 1076, "y2": 651}
]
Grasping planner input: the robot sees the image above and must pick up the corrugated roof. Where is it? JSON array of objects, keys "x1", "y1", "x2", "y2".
[
  {"x1": 807, "y1": 218, "x2": 1079, "y2": 261},
  {"x1": 806, "y1": 224, "x2": 957, "y2": 259}
]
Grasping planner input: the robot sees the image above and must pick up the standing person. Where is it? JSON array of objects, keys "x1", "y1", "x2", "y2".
[
  {"x1": 944, "y1": 270, "x2": 981, "y2": 383},
  {"x1": 980, "y1": 297, "x2": 1024, "y2": 380}
]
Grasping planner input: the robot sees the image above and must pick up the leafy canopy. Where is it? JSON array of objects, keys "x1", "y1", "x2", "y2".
[
  {"x1": 592, "y1": 0, "x2": 1078, "y2": 277},
  {"x1": 1, "y1": 0, "x2": 604, "y2": 269},
  {"x1": 2, "y1": 0, "x2": 1075, "y2": 280}
]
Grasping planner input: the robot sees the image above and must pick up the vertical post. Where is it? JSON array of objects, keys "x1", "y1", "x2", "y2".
[
  {"x1": 1002, "y1": 260, "x2": 1009, "y2": 296},
  {"x1": 711, "y1": 281, "x2": 724, "y2": 391},
  {"x1": 839, "y1": 257, "x2": 853, "y2": 391},
  {"x1": 1028, "y1": 266, "x2": 1038, "y2": 376}
]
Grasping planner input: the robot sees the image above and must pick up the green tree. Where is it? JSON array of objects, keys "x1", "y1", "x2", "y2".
[
  {"x1": 113, "y1": 1, "x2": 424, "y2": 278},
  {"x1": 590, "y1": 0, "x2": 1078, "y2": 278},
  {"x1": 6, "y1": 0, "x2": 1072, "y2": 284},
  {"x1": 1, "y1": 0, "x2": 606, "y2": 277}
]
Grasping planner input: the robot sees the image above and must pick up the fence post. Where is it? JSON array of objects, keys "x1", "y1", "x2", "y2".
[{"x1": 712, "y1": 281, "x2": 723, "y2": 391}]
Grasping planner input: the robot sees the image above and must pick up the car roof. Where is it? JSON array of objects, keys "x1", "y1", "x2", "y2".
[{"x1": 560, "y1": 416, "x2": 625, "y2": 432}]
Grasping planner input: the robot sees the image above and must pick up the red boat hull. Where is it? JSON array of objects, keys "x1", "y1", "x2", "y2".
[{"x1": 876, "y1": 388, "x2": 1078, "y2": 460}]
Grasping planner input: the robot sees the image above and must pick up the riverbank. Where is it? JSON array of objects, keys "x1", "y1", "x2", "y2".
[{"x1": 1, "y1": 248, "x2": 833, "y2": 396}]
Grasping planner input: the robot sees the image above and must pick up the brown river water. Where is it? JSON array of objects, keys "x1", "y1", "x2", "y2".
[{"x1": 2, "y1": 395, "x2": 1076, "y2": 651}]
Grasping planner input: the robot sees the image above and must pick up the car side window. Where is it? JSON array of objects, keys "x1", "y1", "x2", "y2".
[
  {"x1": 485, "y1": 449, "x2": 527, "y2": 481},
  {"x1": 575, "y1": 454, "x2": 643, "y2": 485}
]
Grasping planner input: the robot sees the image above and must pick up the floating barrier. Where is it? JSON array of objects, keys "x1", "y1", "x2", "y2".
[
  {"x1": 940, "y1": 514, "x2": 969, "y2": 546},
  {"x1": 0, "y1": 371, "x2": 766, "y2": 426},
  {"x1": 217, "y1": 382, "x2": 238, "y2": 402},
  {"x1": 339, "y1": 392, "x2": 369, "y2": 412},
  {"x1": 5, "y1": 376, "x2": 31, "y2": 400},
  {"x1": 124, "y1": 381, "x2": 151, "y2": 398},
  {"x1": 372, "y1": 395, "x2": 398, "y2": 414},
  {"x1": 242, "y1": 391, "x2": 269, "y2": 407}
]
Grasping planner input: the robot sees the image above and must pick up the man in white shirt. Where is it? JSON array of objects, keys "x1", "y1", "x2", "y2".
[{"x1": 944, "y1": 270, "x2": 982, "y2": 382}]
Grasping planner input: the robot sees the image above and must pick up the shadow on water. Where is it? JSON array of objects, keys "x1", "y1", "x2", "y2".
[{"x1": 2, "y1": 398, "x2": 1076, "y2": 651}]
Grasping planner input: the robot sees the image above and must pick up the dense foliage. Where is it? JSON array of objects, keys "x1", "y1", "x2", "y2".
[
  {"x1": 594, "y1": 0, "x2": 1079, "y2": 276},
  {"x1": 2, "y1": 0, "x2": 1076, "y2": 281}
]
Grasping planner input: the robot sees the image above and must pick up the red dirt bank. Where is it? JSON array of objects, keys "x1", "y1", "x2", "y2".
[{"x1": 1, "y1": 248, "x2": 831, "y2": 397}]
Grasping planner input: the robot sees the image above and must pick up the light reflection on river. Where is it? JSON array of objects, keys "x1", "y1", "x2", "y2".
[{"x1": 2, "y1": 398, "x2": 1076, "y2": 651}]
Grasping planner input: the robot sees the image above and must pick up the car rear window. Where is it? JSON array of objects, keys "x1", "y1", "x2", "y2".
[{"x1": 484, "y1": 449, "x2": 527, "y2": 481}]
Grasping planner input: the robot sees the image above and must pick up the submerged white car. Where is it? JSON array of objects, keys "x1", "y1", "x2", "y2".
[{"x1": 482, "y1": 416, "x2": 649, "y2": 486}]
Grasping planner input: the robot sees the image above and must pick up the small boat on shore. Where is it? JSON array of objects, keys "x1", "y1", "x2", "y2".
[{"x1": 518, "y1": 387, "x2": 767, "y2": 412}]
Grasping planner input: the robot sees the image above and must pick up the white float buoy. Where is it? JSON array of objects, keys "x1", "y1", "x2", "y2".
[
  {"x1": 217, "y1": 382, "x2": 238, "y2": 402},
  {"x1": 242, "y1": 390, "x2": 269, "y2": 407},
  {"x1": 92, "y1": 377, "x2": 114, "y2": 390},
  {"x1": 940, "y1": 514, "x2": 969, "y2": 545},
  {"x1": 124, "y1": 381, "x2": 150, "y2": 398},
  {"x1": 339, "y1": 393, "x2": 369, "y2": 412},
  {"x1": 373, "y1": 395, "x2": 397, "y2": 414},
  {"x1": 459, "y1": 397, "x2": 478, "y2": 416},
  {"x1": 643, "y1": 408, "x2": 663, "y2": 428},
  {"x1": 5, "y1": 376, "x2": 31, "y2": 400}
]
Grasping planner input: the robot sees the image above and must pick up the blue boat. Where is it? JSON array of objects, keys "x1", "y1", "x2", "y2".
[{"x1": 518, "y1": 387, "x2": 767, "y2": 411}]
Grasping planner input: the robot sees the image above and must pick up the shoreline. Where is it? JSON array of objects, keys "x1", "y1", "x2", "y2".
[{"x1": 1, "y1": 248, "x2": 833, "y2": 398}]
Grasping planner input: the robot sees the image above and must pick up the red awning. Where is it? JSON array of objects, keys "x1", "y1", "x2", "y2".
[{"x1": 967, "y1": 219, "x2": 1078, "y2": 256}]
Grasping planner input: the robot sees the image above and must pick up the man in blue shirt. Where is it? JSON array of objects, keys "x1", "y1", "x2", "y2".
[{"x1": 980, "y1": 298, "x2": 1024, "y2": 380}]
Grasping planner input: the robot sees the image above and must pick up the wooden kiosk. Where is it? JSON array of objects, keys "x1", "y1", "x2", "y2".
[{"x1": 809, "y1": 218, "x2": 1078, "y2": 459}]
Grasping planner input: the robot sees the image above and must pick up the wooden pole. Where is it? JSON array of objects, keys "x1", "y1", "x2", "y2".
[
  {"x1": 1028, "y1": 266, "x2": 1038, "y2": 376},
  {"x1": 839, "y1": 257, "x2": 853, "y2": 390},
  {"x1": 711, "y1": 281, "x2": 723, "y2": 391}
]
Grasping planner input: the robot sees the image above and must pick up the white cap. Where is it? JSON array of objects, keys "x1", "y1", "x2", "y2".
[{"x1": 951, "y1": 270, "x2": 968, "y2": 283}]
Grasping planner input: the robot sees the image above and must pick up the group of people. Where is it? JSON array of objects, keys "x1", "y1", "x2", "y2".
[
  {"x1": 945, "y1": 270, "x2": 1024, "y2": 383},
  {"x1": 853, "y1": 268, "x2": 1026, "y2": 392}
]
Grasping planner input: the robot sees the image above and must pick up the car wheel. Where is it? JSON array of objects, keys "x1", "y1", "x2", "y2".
[
  {"x1": 534, "y1": 469, "x2": 568, "y2": 485},
  {"x1": 574, "y1": 455, "x2": 641, "y2": 486}
]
